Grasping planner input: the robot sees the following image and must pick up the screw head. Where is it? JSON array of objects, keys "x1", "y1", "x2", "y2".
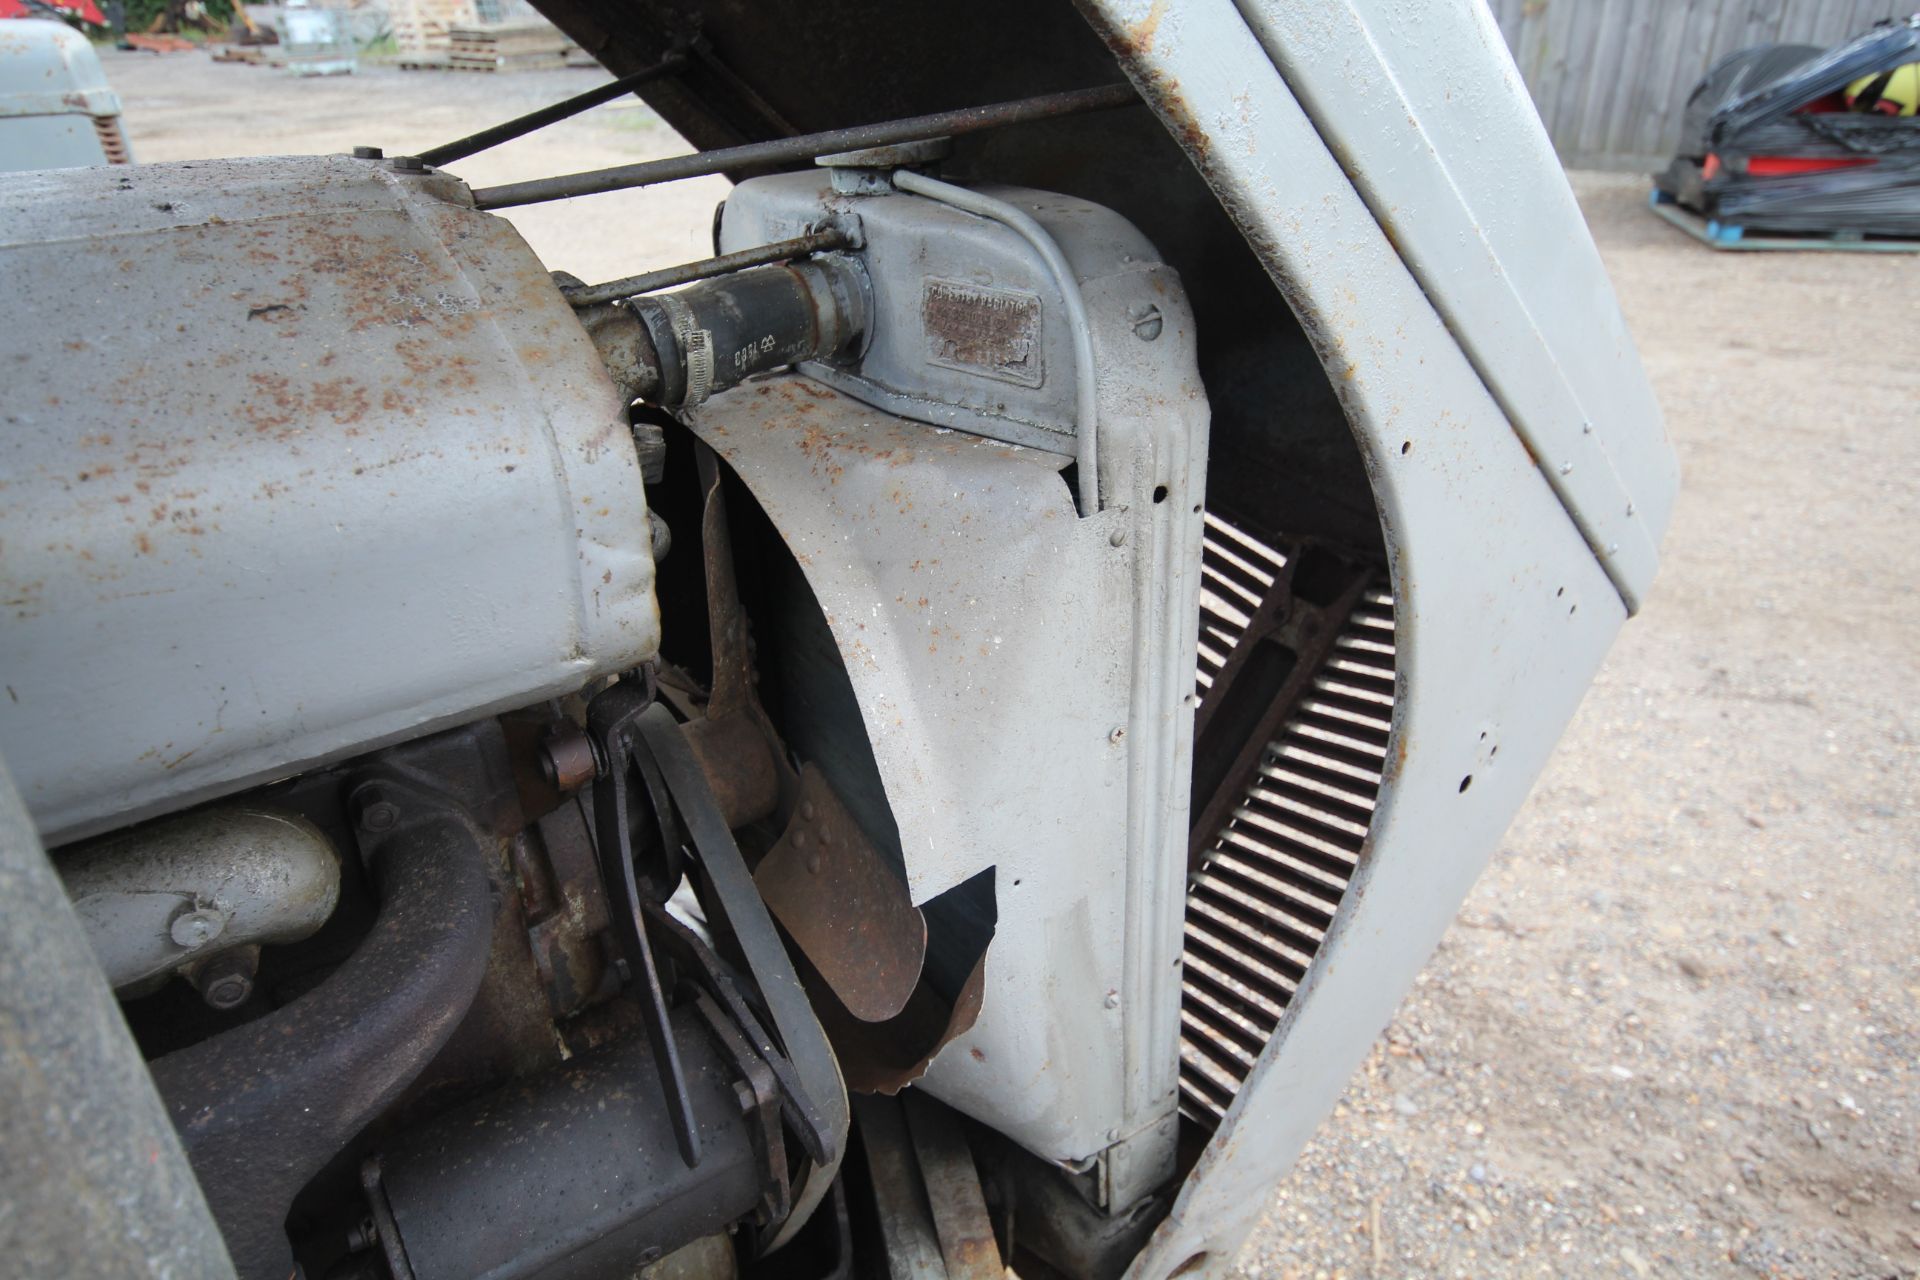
[
  {"x1": 1108, "y1": 725, "x2": 1126, "y2": 744},
  {"x1": 170, "y1": 908, "x2": 225, "y2": 949},
  {"x1": 360, "y1": 799, "x2": 399, "y2": 832},
  {"x1": 1129, "y1": 303, "x2": 1164, "y2": 342}
]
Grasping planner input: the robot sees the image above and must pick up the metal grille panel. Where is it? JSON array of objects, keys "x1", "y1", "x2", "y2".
[
  {"x1": 92, "y1": 116, "x2": 130, "y2": 165},
  {"x1": 1179, "y1": 517, "x2": 1394, "y2": 1130}
]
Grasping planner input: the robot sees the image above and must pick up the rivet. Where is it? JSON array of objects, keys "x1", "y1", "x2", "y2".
[
  {"x1": 801, "y1": 801, "x2": 817, "y2": 821},
  {"x1": 818, "y1": 826, "x2": 835, "y2": 846},
  {"x1": 1109, "y1": 527, "x2": 1127, "y2": 548},
  {"x1": 807, "y1": 854, "x2": 823, "y2": 875},
  {"x1": 793, "y1": 830, "x2": 810, "y2": 850}
]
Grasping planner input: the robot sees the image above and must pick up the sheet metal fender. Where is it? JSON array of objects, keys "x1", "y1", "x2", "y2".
[
  {"x1": 1072, "y1": 2, "x2": 1677, "y2": 1276},
  {"x1": 1172, "y1": 0, "x2": 1677, "y2": 613}
]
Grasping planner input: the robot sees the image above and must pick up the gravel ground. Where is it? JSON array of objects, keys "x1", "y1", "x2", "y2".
[{"x1": 100, "y1": 53, "x2": 1920, "y2": 1280}]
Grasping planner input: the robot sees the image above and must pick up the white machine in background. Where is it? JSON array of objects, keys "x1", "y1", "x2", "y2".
[{"x1": 0, "y1": 19, "x2": 131, "y2": 170}]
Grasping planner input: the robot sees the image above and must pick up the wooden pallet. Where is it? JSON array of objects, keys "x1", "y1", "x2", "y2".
[
  {"x1": 397, "y1": 51, "x2": 571, "y2": 71},
  {"x1": 1648, "y1": 188, "x2": 1920, "y2": 254},
  {"x1": 447, "y1": 50, "x2": 568, "y2": 70}
]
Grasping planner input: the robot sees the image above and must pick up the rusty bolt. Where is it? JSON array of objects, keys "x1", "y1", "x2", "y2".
[
  {"x1": 195, "y1": 950, "x2": 257, "y2": 1011},
  {"x1": 540, "y1": 729, "x2": 598, "y2": 792},
  {"x1": 358, "y1": 798, "x2": 399, "y2": 833},
  {"x1": 352, "y1": 145, "x2": 383, "y2": 159}
]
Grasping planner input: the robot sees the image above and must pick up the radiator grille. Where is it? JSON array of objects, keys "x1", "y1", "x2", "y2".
[
  {"x1": 92, "y1": 116, "x2": 130, "y2": 165},
  {"x1": 1179, "y1": 517, "x2": 1395, "y2": 1130}
]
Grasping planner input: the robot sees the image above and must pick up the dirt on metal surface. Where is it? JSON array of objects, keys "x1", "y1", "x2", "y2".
[{"x1": 101, "y1": 63, "x2": 1920, "y2": 1279}]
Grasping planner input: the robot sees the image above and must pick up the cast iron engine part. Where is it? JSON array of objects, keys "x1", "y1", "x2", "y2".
[
  {"x1": 361, "y1": 1005, "x2": 772, "y2": 1280},
  {"x1": 149, "y1": 767, "x2": 496, "y2": 1280}
]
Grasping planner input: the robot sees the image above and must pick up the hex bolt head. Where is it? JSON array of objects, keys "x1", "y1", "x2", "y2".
[
  {"x1": 202, "y1": 971, "x2": 253, "y2": 1011},
  {"x1": 540, "y1": 729, "x2": 598, "y2": 792},
  {"x1": 170, "y1": 907, "x2": 225, "y2": 949},
  {"x1": 390, "y1": 155, "x2": 426, "y2": 174},
  {"x1": 359, "y1": 799, "x2": 399, "y2": 833},
  {"x1": 193, "y1": 949, "x2": 257, "y2": 1011},
  {"x1": 352, "y1": 145, "x2": 384, "y2": 159}
]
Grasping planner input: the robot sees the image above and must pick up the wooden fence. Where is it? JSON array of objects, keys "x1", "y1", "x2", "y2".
[{"x1": 1486, "y1": 0, "x2": 1919, "y2": 170}]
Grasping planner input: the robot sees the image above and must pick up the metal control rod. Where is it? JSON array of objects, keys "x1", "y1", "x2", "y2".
[
  {"x1": 563, "y1": 229, "x2": 851, "y2": 309},
  {"x1": 415, "y1": 53, "x2": 688, "y2": 168},
  {"x1": 472, "y1": 82, "x2": 1139, "y2": 210}
]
